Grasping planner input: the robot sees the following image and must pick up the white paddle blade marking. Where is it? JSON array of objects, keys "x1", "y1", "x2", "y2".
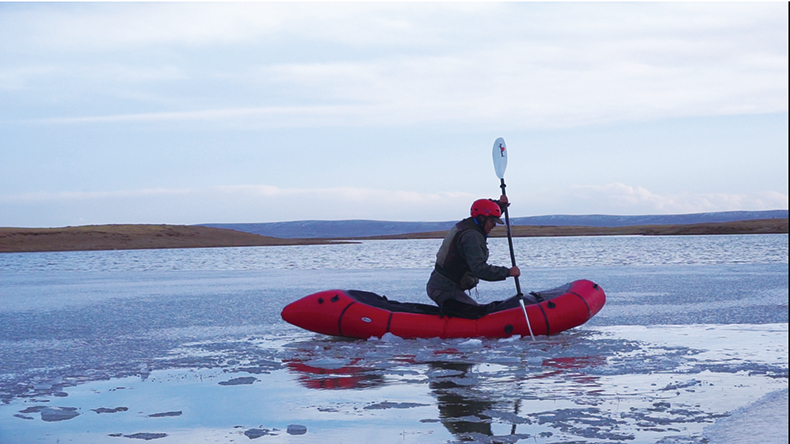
[{"x1": 492, "y1": 137, "x2": 507, "y2": 179}]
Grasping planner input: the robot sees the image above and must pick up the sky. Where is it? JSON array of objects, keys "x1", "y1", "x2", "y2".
[{"x1": 0, "y1": 1, "x2": 787, "y2": 227}]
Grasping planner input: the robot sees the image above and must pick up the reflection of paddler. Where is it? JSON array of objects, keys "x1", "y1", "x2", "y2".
[{"x1": 427, "y1": 361, "x2": 493, "y2": 437}]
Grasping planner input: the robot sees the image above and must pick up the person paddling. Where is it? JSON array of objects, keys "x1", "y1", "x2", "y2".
[{"x1": 426, "y1": 196, "x2": 521, "y2": 310}]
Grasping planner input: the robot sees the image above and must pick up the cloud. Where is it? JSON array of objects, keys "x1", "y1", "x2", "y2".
[
  {"x1": 3, "y1": 2, "x2": 786, "y2": 130},
  {"x1": 19, "y1": 105, "x2": 364, "y2": 126},
  {"x1": 0, "y1": 3, "x2": 785, "y2": 228},
  {"x1": 0, "y1": 188, "x2": 193, "y2": 204},
  {"x1": 528, "y1": 183, "x2": 789, "y2": 215},
  {"x1": 0, "y1": 185, "x2": 477, "y2": 226},
  {"x1": 215, "y1": 184, "x2": 472, "y2": 204},
  {"x1": 1, "y1": 3, "x2": 279, "y2": 50},
  {"x1": 205, "y1": 185, "x2": 477, "y2": 222},
  {"x1": 2, "y1": 183, "x2": 786, "y2": 227},
  {"x1": 0, "y1": 3, "x2": 483, "y2": 51}
]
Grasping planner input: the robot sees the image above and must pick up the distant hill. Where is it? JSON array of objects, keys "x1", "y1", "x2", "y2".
[
  {"x1": 509, "y1": 210, "x2": 789, "y2": 228},
  {"x1": 201, "y1": 209, "x2": 788, "y2": 239}
]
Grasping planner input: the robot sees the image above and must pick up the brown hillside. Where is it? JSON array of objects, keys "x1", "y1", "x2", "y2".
[
  {"x1": 348, "y1": 218, "x2": 789, "y2": 240},
  {"x1": 0, "y1": 224, "x2": 334, "y2": 253}
]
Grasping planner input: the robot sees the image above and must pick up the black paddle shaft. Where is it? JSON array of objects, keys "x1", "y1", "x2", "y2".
[{"x1": 499, "y1": 178, "x2": 522, "y2": 296}]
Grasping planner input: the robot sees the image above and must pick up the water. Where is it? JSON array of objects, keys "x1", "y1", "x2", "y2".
[
  {"x1": 2, "y1": 234, "x2": 786, "y2": 273},
  {"x1": 0, "y1": 234, "x2": 787, "y2": 443}
]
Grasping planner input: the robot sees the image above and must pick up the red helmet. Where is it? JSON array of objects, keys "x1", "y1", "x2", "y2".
[{"x1": 470, "y1": 199, "x2": 504, "y2": 224}]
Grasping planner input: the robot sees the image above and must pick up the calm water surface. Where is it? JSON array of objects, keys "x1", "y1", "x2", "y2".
[{"x1": 2, "y1": 234, "x2": 786, "y2": 272}]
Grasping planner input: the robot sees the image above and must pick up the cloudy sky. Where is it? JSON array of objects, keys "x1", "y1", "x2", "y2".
[{"x1": 1, "y1": 1, "x2": 787, "y2": 227}]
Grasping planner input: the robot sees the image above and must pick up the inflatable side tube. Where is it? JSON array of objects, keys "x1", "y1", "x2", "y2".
[{"x1": 282, "y1": 279, "x2": 607, "y2": 339}]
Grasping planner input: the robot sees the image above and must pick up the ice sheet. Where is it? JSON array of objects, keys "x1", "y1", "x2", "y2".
[
  {"x1": 0, "y1": 323, "x2": 786, "y2": 443},
  {"x1": 703, "y1": 388, "x2": 788, "y2": 444}
]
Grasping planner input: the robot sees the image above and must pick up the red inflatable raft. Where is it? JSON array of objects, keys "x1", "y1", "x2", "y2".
[{"x1": 281, "y1": 279, "x2": 605, "y2": 339}]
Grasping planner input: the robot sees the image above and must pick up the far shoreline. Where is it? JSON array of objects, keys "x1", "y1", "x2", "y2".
[{"x1": 0, "y1": 218, "x2": 787, "y2": 253}]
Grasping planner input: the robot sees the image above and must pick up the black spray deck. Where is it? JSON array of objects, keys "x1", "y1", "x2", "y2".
[{"x1": 346, "y1": 282, "x2": 573, "y2": 319}]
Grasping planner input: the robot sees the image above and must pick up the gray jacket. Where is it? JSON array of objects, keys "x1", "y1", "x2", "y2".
[{"x1": 427, "y1": 217, "x2": 511, "y2": 292}]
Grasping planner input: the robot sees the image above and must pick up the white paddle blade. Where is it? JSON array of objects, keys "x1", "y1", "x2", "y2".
[{"x1": 492, "y1": 137, "x2": 507, "y2": 179}]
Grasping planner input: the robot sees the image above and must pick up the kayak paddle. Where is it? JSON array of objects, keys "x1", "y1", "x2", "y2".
[{"x1": 492, "y1": 137, "x2": 535, "y2": 341}]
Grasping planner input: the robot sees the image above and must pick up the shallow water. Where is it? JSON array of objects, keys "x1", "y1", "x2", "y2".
[{"x1": 0, "y1": 234, "x2": 787, "y2": 443}]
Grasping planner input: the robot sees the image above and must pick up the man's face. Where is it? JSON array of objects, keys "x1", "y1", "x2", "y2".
[{"x1": 483, "y1": 218, "x2": 496, "y2": 234}]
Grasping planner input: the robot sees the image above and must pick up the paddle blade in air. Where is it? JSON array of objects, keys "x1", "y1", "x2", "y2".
[{"x1": 492, "y1": 137, "x2": 507, "y2": 179}]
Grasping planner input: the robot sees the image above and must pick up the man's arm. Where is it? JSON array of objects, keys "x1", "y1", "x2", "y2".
[{"x1": 458, "y1": 231, "x2": 511, "y2": 282}]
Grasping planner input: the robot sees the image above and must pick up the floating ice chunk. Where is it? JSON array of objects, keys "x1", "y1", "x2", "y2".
[
  {"x1": 303, "y1": 358, "x2": 348, "y2": 370},
  {"x1": 458, "y1": 339, "x2": 482, "y2": 348},
  {"x1": 380, "y1": 332, "x2": 404, "y2": 343},
  {"x1": 499, "y1": 335, "x2": 521, "y2": 343},
  {"x1": 488, "y1": 355, "x2": 521, "y2": 365},
  {"x1": 139, "y1": 364, "x2": 150, "y2": 380},
  {"x1": 661, "y1": 379, "x2": 701, "y2": 391},
  {"x1": 427, "y1": 368, "x2": 465, "y2": 378},
  {"x1": 527, "y1": 356, "x2": 544, "y2": 366}
]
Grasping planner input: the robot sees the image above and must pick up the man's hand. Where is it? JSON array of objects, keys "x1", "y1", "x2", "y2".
[
  {"x1": 497, "y1": 195, "x2": 510, "y2": 213},
  {"x1": 509, "y1": 266, "x2": 520, "y2": 277}
]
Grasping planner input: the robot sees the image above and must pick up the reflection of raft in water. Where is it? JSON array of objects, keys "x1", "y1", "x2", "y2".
[
  {"x1": 285, "y1": 358, "x2": 384, "y2": 390},
  {"x1": 281, "y1": 279, "x2": 606, "y2": 339}
]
